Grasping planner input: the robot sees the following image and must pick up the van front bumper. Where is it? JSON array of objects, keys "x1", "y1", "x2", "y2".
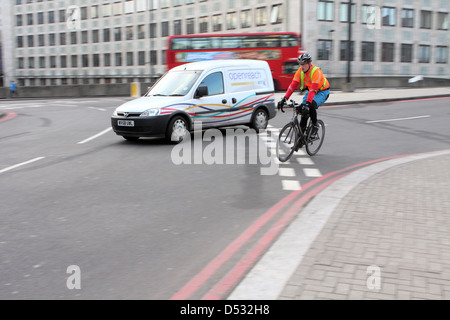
[{"x1": 111, "y1": 115, "x2": 171, "y2": 138}]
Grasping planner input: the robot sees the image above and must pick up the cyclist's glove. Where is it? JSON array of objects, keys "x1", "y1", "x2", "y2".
[
  {"x1": 302, "y1": 102, "x2": 310, "y2": 116},
  {"x1": 277, "y1": 97, "x2": 287, "y2": 113}
]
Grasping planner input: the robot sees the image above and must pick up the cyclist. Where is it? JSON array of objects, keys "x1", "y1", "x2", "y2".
[{"x1": 277, "y1": 53, "x2": 330, "y2": 138}]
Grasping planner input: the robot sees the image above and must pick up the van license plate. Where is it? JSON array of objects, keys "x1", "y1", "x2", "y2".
[{"x1": 118, "y1": 120, "x2": 134, "y2": 127}]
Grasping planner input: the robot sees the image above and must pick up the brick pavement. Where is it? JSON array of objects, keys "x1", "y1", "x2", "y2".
[{"x1": 279, "y1": 153, "x2": 450, "y2": 300}]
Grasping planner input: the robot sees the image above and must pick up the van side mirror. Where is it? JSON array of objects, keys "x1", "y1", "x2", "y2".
[{"x1": 195, "y1": 86, "x2": 208, "y2": 98}]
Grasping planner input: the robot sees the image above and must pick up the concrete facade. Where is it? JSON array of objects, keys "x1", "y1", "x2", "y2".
[{"x1": 0, "y1": 0, "x2": 448, "y2": 90}]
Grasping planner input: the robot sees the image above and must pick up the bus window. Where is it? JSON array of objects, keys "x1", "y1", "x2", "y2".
[
  {"x1": 283, "y1": 61, "x2": 298, "y2": 75},
  {"x1": 172, "y1": 38, "x2": 191, "y2": 50},
  {"x1": 211, "y1": 37, "x2": 222, "y2": 49},
  {"x1": 222, "y1": 37, "x2": 241, "y2": 48},
  {"x1": 192, "y1": 38, "x2": 211, "y2": 50}
]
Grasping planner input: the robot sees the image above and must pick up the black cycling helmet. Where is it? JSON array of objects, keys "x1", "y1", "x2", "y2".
[{"x1": 298, "y1": 52, "x2": 312, "y2": 64}]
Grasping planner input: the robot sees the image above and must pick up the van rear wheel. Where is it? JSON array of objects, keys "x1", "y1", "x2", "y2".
[{"x1": 250, "y1": 108, "x2": 268, "y2": 133}]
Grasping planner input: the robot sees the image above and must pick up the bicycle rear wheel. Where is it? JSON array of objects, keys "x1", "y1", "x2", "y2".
[
  {"x1": 277, "y1": 122, "x2": 297, "y2": 162},
  {"x1": 306, "y1": 119, "x2": 325, "y2": 156}
]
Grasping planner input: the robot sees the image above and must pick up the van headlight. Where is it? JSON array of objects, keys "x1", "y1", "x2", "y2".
[
  {"x1": 112, "y1": 109, "x2": 119, "y2": 116},
  {"x1": 140, "y1": 108, "x2": 161, "y2": 117}
]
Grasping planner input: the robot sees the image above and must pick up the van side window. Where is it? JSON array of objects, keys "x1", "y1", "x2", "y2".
[{"x1": 199, "y1": 72, "x2": 224, "y2": 96}]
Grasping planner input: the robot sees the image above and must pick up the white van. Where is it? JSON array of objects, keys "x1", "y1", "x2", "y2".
[{"x1": 111, "y1": 59, "x2": 276, "y2": 143}]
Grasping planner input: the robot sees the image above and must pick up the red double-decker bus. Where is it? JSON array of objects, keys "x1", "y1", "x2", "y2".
[{"x1": 166, "y1": 32, "x2": 303, "y2": 91}]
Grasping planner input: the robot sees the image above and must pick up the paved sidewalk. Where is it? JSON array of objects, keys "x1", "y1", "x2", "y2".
[{"x1": 229, "y1": 150, "x2": 450, "y2": 300}]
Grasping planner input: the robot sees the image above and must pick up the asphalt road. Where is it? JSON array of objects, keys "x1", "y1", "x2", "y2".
[{"x1": 0, "y1": 95, "x2": 449, "y2": 299}]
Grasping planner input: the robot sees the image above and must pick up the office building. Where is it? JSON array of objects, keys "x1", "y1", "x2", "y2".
[{"x1": 1, "y1": 0, "x2": 448, "y2": 88}]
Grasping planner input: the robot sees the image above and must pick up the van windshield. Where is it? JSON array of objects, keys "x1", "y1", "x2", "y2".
[{"x1": 146, "y1": 70, "x2": 201, "y2": 96}]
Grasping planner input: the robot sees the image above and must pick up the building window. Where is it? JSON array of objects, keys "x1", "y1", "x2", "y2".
[
  {"x1": 241, "y1": 10, "x2": 251, "y2": 28},
  {"x1": 401, "y1": 8, "x2": 414, "y2": 28},
  {"x1": 437, "y1": 12, "x2": 449, "y2": 30},
  {"x1": 126, "y1": 52, "x2": 134, "y2": 66},
  {"x1": 161, "y1": 21, "x2": 169, "y2": 37},
  {"x1": 186, "y1": 18, "x2": 195, "y2": 34},
  {"x1": 28, "y1": 35, "x2": 34, "y2": 47},
  {"x1": 71, "y1": 55, "x2": 78, "y2": 68},
  {"x1": 91, "y1": 5, "x2": 99, "y2": 18},
  {"x1": 92, "y1": 30, "x2": 99, "y2": 43},
  {"x1": 27, "y1": 13, "x2": 33, "y2": 25},
  {"x1": 150, "y1": 50, "x2": 157, "y2": 65},
  {"x1": 17, "y1": 36, "x2": 24, "y2": 48},
  {"x1": 199, "y1": 16, "x2": 208, "y2": 33},
  {"x1": 104, "y1": 53, "x2": 111, "y2": 67},
  {"x1": 401, "y1": 44, "x2": 413, "y2": 62},
  {"x1": 418, "y1": 45, "x2": 430, "y2": 63},
  {"x1": 37, "y1": 12, "x2": 44, "y2": 24},
  {"x1": 103, "y1": 29, "x2": 110, "y2": 42},
  {"x1": 71, "y1": 32, "x2": 77, "y2": 44},
  {"x1": 126, "y1": 26, "x2": 134, "y2": 40},
  {"x1": 150, "y1": 23, "x2": 157, "y2": 38},
  {"x1": 138, "y1": 25, "x2": 145, "y2": 39},
  {"x1": 317, "y1": 40, "x2": 332, "y2": 60},
  {"x1": 212, "y1": 14, "x2": 222, "y2": 32},
  {"x1": 318, "y1": 0, "x2": 334, "y2": 21},
  {"x1": 39, "y1": 57, "x2": 46, "y2": 68},
  {"x1": 340, "y1": 2, "x2": 356, "y2": 23},
  {"x1": 48, "y1": 11, "x2": 55, "y2": 23},
  {"x1": 82, "y1": 31, "x2": 88, "y2": 44},
  {"x1": 50, "y1": 56, "x2": 57, "y2": 68},
  {"x1": 18, "y1": 58, "x2": 24, "y2": 69},
  {"x1": 382, "y1": 7, "x2": 396, "y2": 26},
  {"x1": 174, "y1": 20, "x2": 182, "y2": 35},
  {"x1": 29, "y1": 57, "x2": 35, "y2": 69},
  {"x1": 381, "y1": 43, "x2": 395, "y2": 62},
  {"x1": 340, "y1": 40, "x2": 354, "y2": 61},
  {"x1": 61, "y1": 56, "x2": 67, "y2": 68},
  {"x1": 420, "y1": 10, "x2": 432, "y2": 29},
  {"x1": 226, "y1": 12, "x2": 237, "y2": 30},
  {"x1": 93, "y1": 54, "x2": 100, "y2": 67},
  {"x1": 114, "y1": 27, "x2": 122, "y2": 41},
  {"x1": 49, "y1": 33, "x2": 56, "y2": 46},
  {"x1": 82, "y1": 54, "x2": 89, "y2": 67},
  {"x1": 138, "y1": 51, "x2": 146, "y2": 65},
  {"x1": 271, "y1": 4, "x2": 283, "y2": 24},
  {"x1": 16, "y1": 15, "x2": 23, "y2": 26},
  {"x1": 60, "y1": 33, "x2": 66, "y2": 45},
  {"x1": 255, "y1": 7, "x2": 267, "y2": 26},
  {"x1": 361, "y1": 41, "x2": 375, "y2": 61},
  {"x1": 115, "y1": 53, "x2": 122, "y2": 66},
  {"x1": 436, "y1": 46, "x2": 448, "y2": 63}
]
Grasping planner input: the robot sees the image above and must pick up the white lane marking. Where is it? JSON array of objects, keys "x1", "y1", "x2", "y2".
[
  {"x1": 0, "y1": 157, "x2": 45, "y2": 174},
  {"x1": 88, "y1": 107, "x2": 107, "y2": 111},
  {"x1": 366, "y1": 115, "x2": 430, "y2": 123},
  {"x1": 77, "y1": 127, "x2": 112, "y2": 144},
  {"x1": 297, "y1": 157, "x2": 314, "y2": 165},
  {"x1": 281, "y1": 180, "x2": 301, "y2": 191},
  {"x1": 278, "y1": 168, "x2": 296, "y2": 177},
  {"x1": 303, "y1": 168, "x2": 322, "y2": 177}
]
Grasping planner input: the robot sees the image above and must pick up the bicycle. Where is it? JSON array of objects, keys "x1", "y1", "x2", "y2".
[{"x1": 276, "y1": 99, "x2": 325, "y2": 162}]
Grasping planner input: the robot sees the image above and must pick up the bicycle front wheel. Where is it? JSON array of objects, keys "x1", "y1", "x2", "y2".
[
  {"x1": 277, "y1": 122, "x2": 297, "y2": 162},
  {"x1": 306, "y1": 119, "x2": 325, "y2": 156}
]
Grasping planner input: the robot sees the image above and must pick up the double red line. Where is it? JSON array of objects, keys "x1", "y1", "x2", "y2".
[{"x1": 171, "y1": 154, "x2": 409, "y2": 300}]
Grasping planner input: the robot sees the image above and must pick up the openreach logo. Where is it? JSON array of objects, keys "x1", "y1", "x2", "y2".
[{"x1": 171, "y1": 123, "x2": 279, "y2": 176}]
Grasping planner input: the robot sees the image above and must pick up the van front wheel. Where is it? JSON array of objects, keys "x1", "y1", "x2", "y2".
[
  {"x1": 166, "y1": 116, "x2": 188, "y2": 144},
  {"x1": 250, "y1": 108, "x2": 268, "y2": 133}
]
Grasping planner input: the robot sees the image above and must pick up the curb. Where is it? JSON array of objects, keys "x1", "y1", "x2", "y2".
[{"x1": 228, "y1": 149, "x2": 450, "y2": 300}]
